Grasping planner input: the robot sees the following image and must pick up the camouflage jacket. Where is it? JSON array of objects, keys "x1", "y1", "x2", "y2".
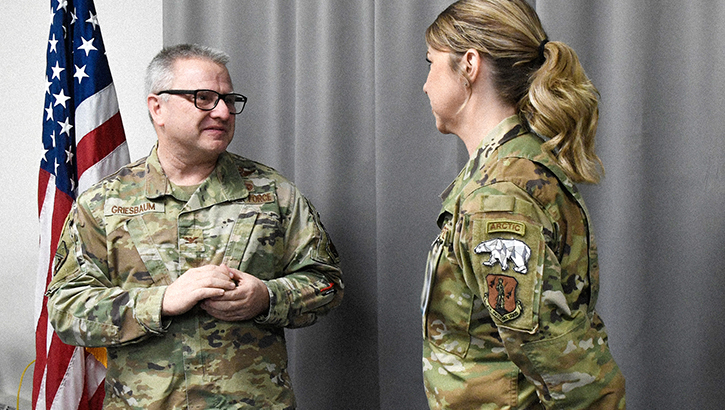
[
  {"x1": 47, "y1": 146, "x2": 343, "y2": 410},
  {"x1": 421, "y1": 116, "x2": 625, "y2": 409}
]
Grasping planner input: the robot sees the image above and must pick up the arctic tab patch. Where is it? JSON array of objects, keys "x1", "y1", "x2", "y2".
[{"x1": 486, "y1": 220, "x2": 525, "y2": 236}]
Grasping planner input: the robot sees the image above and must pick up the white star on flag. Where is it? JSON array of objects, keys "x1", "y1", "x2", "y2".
[
  {"x1": 45, "y1": 103, "x2": 54, "y2": 121},
  {"x1": 78, "y1": 36, "x2": 97, "y2": 56},
  {"x1": 53, "y1": 88, "x2": 71, "y2": 108},
  {"x1": 74, "y1": 64, "x2": 89, "y2": 83},
  {"x1": 51, "y1": 61, "x2": 64, "y2": 80},
  {"x1": 86, "y1": 10, "x2": 99, "y2": 30},
  {"x1": 58, "y1": 117, "x2": 73, "y2": 136},
  {"x1": 49, "y1": 33, "x2": 58, "y2": 53}
]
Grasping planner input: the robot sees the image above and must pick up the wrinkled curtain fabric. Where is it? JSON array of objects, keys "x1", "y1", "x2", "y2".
[{"x1": 164, "y1": 1, "x2": 725, "y2": 409}]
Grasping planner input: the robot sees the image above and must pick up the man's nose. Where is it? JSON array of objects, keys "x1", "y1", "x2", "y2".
[{"x1": 210, "y1": 99, "x2": 232, "y2": 119}]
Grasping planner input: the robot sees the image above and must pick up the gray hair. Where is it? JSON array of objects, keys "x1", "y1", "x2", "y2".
[{"x1": 144, "y1": 43, "x2": 231, "y2": 97}]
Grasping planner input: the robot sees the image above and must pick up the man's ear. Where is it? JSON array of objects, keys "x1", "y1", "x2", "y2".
[{"x1": 147, "y1": 94, "x2": 164, "y2": 126}]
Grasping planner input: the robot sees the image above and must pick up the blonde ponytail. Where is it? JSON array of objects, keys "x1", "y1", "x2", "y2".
[{"x1": 521, "y1": 41, "x2": 603, "y2": 183}]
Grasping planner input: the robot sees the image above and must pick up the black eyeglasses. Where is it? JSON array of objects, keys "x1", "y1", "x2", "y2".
[{"x1": 157, "y1": 89, "x2": 247, "y2": 114}]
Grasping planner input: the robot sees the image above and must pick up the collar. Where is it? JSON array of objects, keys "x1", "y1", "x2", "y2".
[
  {"x1": 144, "y1": 145, "x2": 249, "y2": 209},
  {"x1": 440, "y1": 115, "x2": 528, "y2": 202},
  {"x1": 436, "y1": 116, "x2": 530, "y2": 228}
]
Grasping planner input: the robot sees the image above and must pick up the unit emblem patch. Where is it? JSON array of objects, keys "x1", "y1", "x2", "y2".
[
  {"x1": 484, "y1": 274, "x2": 522, "y2": 322},
  {"x1": 53, "y1": 241, "x2": 68, "y2": 276},
  {"x1": 474, "y1": 238, "x2": 531, "y2": 274}
]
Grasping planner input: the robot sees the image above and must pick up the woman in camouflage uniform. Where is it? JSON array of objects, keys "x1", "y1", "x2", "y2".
[{"x1": 420, "y1": 1, "x2": 626, "y2": 408}]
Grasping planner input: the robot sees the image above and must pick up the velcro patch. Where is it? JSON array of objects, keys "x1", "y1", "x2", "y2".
[
  {"x1": 486, "y1": 220, "x2": 525, "y2": 236},
  {"x1": 104, "y1": 200, "x2": 164, "y2": 216},
  {"x1": 483, "y1": 274, "x2": 523, "y2": 322},
  {"x1": 245, "y1": 192, "x2": 275, "y2": 204},
  {"x1": 53, "y1": 240, "x2": 68, "y2": 276},
  {"x1": 474, "y1": 238, "x2": 531, "y2": 274}
]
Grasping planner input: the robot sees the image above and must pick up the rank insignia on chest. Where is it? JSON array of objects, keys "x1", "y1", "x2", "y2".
[{"x1": 483, "y1": 274, "x2": 522, "y2": 322}]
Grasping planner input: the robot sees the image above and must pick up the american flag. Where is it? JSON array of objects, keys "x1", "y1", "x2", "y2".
[{"x1": 34, "y1": 0, "x2": 129, "y2": 409}]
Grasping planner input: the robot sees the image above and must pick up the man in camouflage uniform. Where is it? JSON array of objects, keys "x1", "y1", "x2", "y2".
[
  {"x1": 47, "y1": 44, "x2": 343, "y2": 410},
  {"x1": 421, "y1": 116, "x2": 625, "y2": 409}
]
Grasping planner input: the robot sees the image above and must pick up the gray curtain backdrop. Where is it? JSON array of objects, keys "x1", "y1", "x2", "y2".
[{"x1": 163, "y1": 1, "x2": 725, "y2": 409}]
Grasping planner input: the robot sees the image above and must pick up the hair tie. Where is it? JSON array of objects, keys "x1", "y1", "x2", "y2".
[{"x1": 537, "y1": 39, "x2": 549, "y2": 65}]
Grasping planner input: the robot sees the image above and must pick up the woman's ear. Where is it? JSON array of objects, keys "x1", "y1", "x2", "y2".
[{"x1": 461, "y1": 48, "x2": 482, "y2": 86}]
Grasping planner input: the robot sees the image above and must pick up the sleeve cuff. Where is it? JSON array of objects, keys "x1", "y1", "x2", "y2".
[
  {"x1": 254, "y1": 280, "x2": 289, "y2": 326},
  {"x1": 133, "y1": 286, "x2": 171, "y2": 335}
]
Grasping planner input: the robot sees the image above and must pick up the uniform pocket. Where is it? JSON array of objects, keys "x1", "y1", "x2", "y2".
[
  {"x1": 124, "y1": 216, "x2": 173, "y2": 286},
  {"x1": 221, "y1": 209, "x2": 259, "y2": 270},
  {"x1": 424, "y1": 222, "x2": 474, "y2": 358},
  {"x1": 232, "y1": 210, "x2": 283, "y2": 279}
]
